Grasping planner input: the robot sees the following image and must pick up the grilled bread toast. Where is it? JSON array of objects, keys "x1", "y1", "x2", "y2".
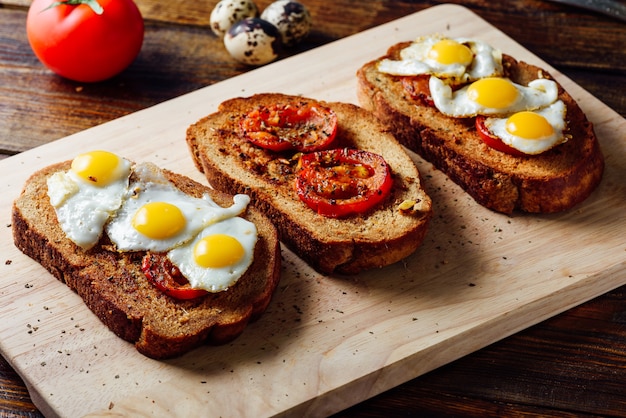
[
  {"x1": 12, "y1": 160, "x2": 281, "y2": 359},
  {"x1": 186, "y1": 93, "x2": 432, "y2": 275},
  {"x1": 357, "y1": 41, "x2": 604, "y2": 214}
]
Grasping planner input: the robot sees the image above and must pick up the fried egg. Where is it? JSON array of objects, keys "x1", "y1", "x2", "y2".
[
  {"x1": 376, "y1": 35, "x2": 503, "y2": 83},
  {"x1": 167, "y1": 216, "x2": 258, "y2": 292},
  {"x1": 47, "y1": 150, "x2": 131, "y2": 249},
  {"x1": 483, "y1": 100, "x2": 567, "y2": 154},
  {"x1": 47, "y1": 153, "x2": 258, "y2": 294},
  {"x1": 106, "y1": 162, "x2": 250, "y2": 252},
  {"x1": 430, "y1": 76, "x2": 559, "y2": 117}
]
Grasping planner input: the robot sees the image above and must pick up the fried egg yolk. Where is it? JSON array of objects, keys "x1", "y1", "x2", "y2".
[
  {"x1": 506, "y1": 111, "x2": 554, "y2": 139},
  {"x1": 427, "y1": 39, "x2": 473, "y2": 66},
  {"x1": 430, "y1": 76, "x2": 558, "y2": 118},
  {"x1": 106, "y1": 163, "x2": 252, "y2": 253},
  {"x1": 467, "y1": 77, "x2": 519, "y2": 109},
  {"x1": 376, "y1": 35, "x2": 503, "y2": 83},
  {"x1": 70, "y1": 150, "x2": 127, "y2": 187},
  {"x1": 47, "y1": 151, "x2": 131, "y2": 249},
  {"x1": 132, "y1": 202, "x2": 186, "y2": 240},
  {"x1": 483, "y1": 100, "x2": 567, "y2": 154},
  {"x1": 167, "y1": 216, "x2": 257, "y2": 292},
  {"x1": 193, "y1": 234, "x2": 245, "y2": 268}
]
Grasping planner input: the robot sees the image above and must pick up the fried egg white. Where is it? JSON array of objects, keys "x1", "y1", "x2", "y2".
[
  {"x1": 484, "y1": 100, "x2": 567, "y2": 155},
  {"x1": 167, "y1": 216, "x2": 258, "y2": 292},
  {"x1": 376, "y1": 35, "x2": 503, "y2": 83},
  {"x1": 47, "y1": 150, "x2": 131, "y2": 249},
  {"x1": 106, "y1": 162, "x2": 250, "y2": 253},
  {"x1": 430, "y1": 76, "x2": 559, "y2": 118}
]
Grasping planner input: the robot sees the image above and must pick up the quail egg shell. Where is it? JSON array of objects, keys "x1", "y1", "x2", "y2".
[
  {"x1": 261, "y1": 0, "x2": 311, "y2": 46},
  {"x1": 224, "y1": 17, "x2": 282, "y2": 66},
  {"x1": 210, "y1": 0, "x2": 259, "y2": 38}
]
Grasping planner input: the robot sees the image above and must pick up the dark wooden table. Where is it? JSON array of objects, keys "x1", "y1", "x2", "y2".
[{"x1": 1, "y1": 0, "x2": 625, "y2": 416}]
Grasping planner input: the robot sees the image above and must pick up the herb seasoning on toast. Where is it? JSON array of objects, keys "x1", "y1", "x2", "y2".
[
  {"x1": 186, "y1": 93, "x2": 433, "y2": 274},
  {"x1": 13, "y1": 153, "x2": 281, "y2": 358},
  {"x1": 357, "y1": 35, "x2": 604, "y2": 213},
  {"x1": 240, "y1": 99, "x2": 338, "y2": 152}
]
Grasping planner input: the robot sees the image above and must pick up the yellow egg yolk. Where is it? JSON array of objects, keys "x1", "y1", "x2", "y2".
[
  {"x1": 427, "y1": 39, "x2": 473, "y2": 66},
  {"x1": 505, "y1": 111, "x2": 555, "y2": 140},
  {"x1": 132, "y1": 202, "x2": 186, "y2": 240},
  {"x1": 71, "y1": 150, "x2": 122, "y2": 186},
  {"x1": 467, "y1": 78, "x2": 519, "y2": 109},
  {"x1": 193, "y1": 234, "x2": 244, "y2": 268}
]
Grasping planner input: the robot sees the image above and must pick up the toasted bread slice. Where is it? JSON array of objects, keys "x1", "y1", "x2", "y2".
[
  {"x1": 186, "y1": 93, "x2": 432, "y2": 275},
  {"x1": 12, "y1": 161, "x2": 281, "y2": 359},
  {"x1": 357, "y1": 42, "x2": 604, "y2": 214}
]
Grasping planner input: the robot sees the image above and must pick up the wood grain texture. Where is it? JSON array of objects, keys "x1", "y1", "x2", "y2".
[
  {"x1": 0, "y1": 356, "x2": 40, "y2": 417},
  {"x1": 7, "y1": 288, "x2": 624, "y2": 417},
  {"x1": 1, "y1": 0, "x2": 624, "y2": 155},
  {"x1": 1, "y1": 0, "x2": 625, "y2": 417},
  {"x1": 1, "y1": 5, "x2": 625, "y2": 417},
  {"x1": 338, "y1": 286, "x2": 626, "y2": 417}
]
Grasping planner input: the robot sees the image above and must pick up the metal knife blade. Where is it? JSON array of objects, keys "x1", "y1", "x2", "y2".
[{"x1": 545, "y1": 0, "x2": 626, "y2": 22}]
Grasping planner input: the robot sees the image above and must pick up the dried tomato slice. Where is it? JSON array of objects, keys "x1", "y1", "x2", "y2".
[
  {"x1": 400, "y1": 75, "x2": 468, "y2": 107},
  {"x1": 141, "y1": 253, "x2": 208, "y2": 300},
  {"x1": 401, "y1": 75, "x2": 435, "y2": 106},
  {"x1": 475, "y1": 116, "x2": 526, "y2": 157},
  {"x1": 240, "y1": 100, "x2": 338, "y2": 152},
  {"x1": 295, "y1": 148, "x2": 393, "y2": 218}
]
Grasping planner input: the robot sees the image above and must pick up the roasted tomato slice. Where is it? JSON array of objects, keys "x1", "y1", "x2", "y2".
[
  {"x1": 240, "y1": 100, "x2": 338, "y2": 152},
  {"x1": 400, "y1": 75, "x2": 434, "y2": 106},
  {"x1": 141, "y1": 253, "x2": 208, "y2": 300},
  {"x1": 475, "y1": 116, "x2": 526, "y2": 157},
  {"x1": 295, "y1": 148, "x2": 394, "y2": 218}
]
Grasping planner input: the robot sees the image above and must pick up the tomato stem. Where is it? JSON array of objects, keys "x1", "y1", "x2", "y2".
[{"x1": 43, "y1": 0, "x2": 104, "y2": 15}]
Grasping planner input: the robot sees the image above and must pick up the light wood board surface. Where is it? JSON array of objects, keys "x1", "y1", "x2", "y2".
[{"x1": 1, "y1": 5, "x2": 625, "y2": 417}]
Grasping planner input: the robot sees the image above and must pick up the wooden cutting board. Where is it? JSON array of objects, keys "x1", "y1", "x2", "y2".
[{"x1": 1, "y1": 4, "x2": 624, "y2": 417}]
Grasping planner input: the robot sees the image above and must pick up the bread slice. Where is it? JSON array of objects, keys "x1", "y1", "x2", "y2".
[
  {"x1": 357, "y1": 42, "x2": 605, "y2": 214},
  {"x1": 186, "y1": 93, "x2": 433, "y2": 275},
  {"x1": 12, "y1": 161, "x2": 281, "y2": 359}
]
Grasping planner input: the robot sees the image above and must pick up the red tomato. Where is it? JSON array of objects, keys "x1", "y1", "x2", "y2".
[
  {"x1": 141, "y1": 253, "x2": 208, "y2": 300},
  {"x1": 295, "y1": 148, "x2": 394, "y2": 218},
  {"x1": 26, "y1": 0, "x2": 144, "y2": 82},
  {"x1": 400, "y1": 75, "x2": 434, "y2": 106},
  {"x1": 475, "y1": 116, "x2": 526, "y2": 157},
  {"x1": 240, "y1": 100, "x2": 338, "y2": 152}
]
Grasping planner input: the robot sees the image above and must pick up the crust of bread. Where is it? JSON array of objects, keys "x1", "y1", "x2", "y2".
[
  {"x1": 186, "y1": 93, "x2": 433, "y2": 275},
  {"x1": 356, "y1": 42, "x2": 605, "y2": 214},
  {"x1": 12, "y1": 161, "x2": 281, "y2": 359}
]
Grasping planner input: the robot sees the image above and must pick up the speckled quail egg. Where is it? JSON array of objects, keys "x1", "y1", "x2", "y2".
[
  {"x1": 210, "y1": 0, "x2": 259, "y2": 38},
  {"x1": 260, "y1": 0, "x2": 311, "y2": 46},
  {"x1": 224, "y1": 17, "x2": 282, "y2": 66}
]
